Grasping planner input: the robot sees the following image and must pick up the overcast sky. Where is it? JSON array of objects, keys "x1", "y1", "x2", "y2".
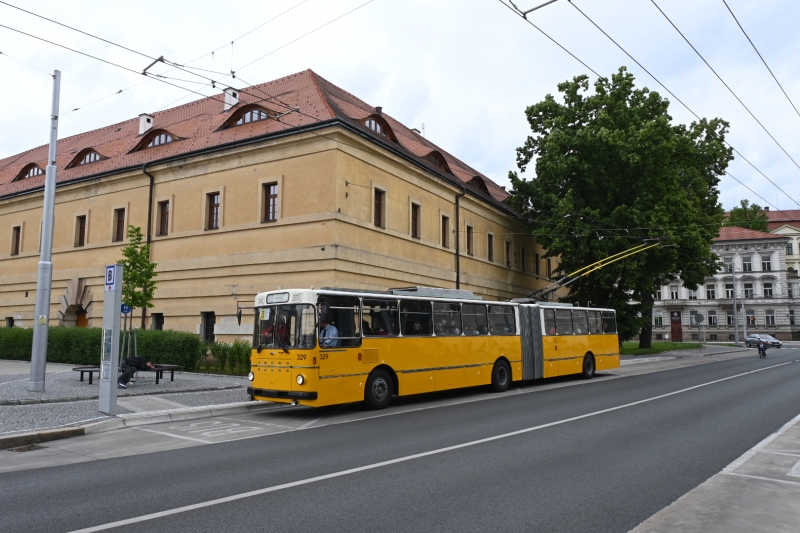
[{"x1": 2, "y1": 0, "x2": 799, "y2": 211}]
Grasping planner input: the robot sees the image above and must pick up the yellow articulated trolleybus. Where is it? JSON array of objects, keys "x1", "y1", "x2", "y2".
[{"x1": 246, "y1": 286, "x2": 620, "y2": 410}]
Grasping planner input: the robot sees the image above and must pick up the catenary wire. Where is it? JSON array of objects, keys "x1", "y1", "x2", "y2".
[
  {"x1": 0, "y1": 49, "x2": 51, "y2": 75},
  {"x1": 720, "y1": 0, "x2": 800, "y2": 119},
  {"x1": 648, "y1": 0, "x2": 800, "y2": 175}
]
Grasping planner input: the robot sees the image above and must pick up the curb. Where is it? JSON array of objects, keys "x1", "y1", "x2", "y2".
[
  {"x1": 620, "y1": 347, "x2": 750, "y2": 366},
  {"x1": 0, "y1": 400, "x2": 282, "y2": 450},
  {"x1": 0, "y1": 384, "x2": 243, "y2": 406}
]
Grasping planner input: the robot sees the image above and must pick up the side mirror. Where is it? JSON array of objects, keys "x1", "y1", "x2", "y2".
[{"x1": 237, "y1": 309, "x2": 242, "y2": 326}]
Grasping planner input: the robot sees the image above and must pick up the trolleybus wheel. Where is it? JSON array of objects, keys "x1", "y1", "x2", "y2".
[
  {"x1": 490, "y1": 359, "x2": 511, "y2": 392},
  {"x1": 365, "y1": 368, "x2": 393, "y2": 410},
  {"x1": 581, "y1": 354, "x2": 595, "y2": 379}
]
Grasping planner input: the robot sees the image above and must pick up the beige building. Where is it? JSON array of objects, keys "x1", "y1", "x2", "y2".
[{"x1": 0, "y1": 70, "x2": 550, "y2": 342}]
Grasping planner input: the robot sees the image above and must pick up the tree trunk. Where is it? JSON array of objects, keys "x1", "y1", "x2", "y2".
[
  {"x1": 639, "y1": 292, "x2": 654, "y2": 349},
  {"x1": 141, "y1": 306, "x2": 147, "y2": 329}
]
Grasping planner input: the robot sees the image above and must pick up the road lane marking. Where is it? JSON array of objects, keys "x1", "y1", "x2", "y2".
[
  {"x1": 68, "y1": 360, "x2": 793, "y2": 533},
  {"x1": 787, "y1": 460, "x2": 800, "y2": 478},
  {"x1": 723, "y1": 410, "x2": 800, "y2": 473},
  {"x1": 723, "y1": 472, "x2": 800, "y2": 486},
  {"x1": 134, "y1": 428, "x2": 213, "y2": 444}
]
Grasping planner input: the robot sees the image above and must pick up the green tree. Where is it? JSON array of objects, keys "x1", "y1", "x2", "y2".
[
  {"x1": 118, "y1": 225, "x2": 158, "y2": 328},
  {"x1": 723, "y1": 199, "x2": 769, "y2": 232},
  {"x1": 508, "y1": 67, "x2": 732, "y2": 347}
]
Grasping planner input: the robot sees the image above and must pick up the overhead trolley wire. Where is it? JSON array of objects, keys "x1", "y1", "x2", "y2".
[{"x1": 720, "y1": 0, "x2": 800, "y2": 119}]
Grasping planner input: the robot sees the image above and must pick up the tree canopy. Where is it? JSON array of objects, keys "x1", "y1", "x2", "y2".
[
  {"x1": 508, "y1": 67, "x2": 732, "y2": 346},
  {"x1": 118, "y1": 225, "x2": 158, "y2": 328},
  {"x1": 723, "y1": 199, "x2": 769, "y2": 232}
]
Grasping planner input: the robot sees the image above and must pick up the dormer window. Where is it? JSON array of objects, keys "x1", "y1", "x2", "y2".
[
  {"x1": 424, "y1": 151, "x2": 452, "y2": 174},
  {"x1": 14, "y1": 164, "x2": 45, "y2": 181},
  {"x1": 468, "y1": 176, "x2": 490, "y2": 195},
  {"x1": 67, "y1": 149, "x2": 106, "y2": 168},
  {"x1": 236, "y1": 108, "x2": 271, "y2": 125},
  {"x1": 365, "y1": 118, "x2": 384, "y2": 136},
  {"x1": 147, "y1": 132, "x2": 173, "y2": 148}
]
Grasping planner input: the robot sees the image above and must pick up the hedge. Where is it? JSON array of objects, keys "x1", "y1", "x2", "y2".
[{"x1": 0, "y1": 327, "x2": 204, "y2": 371}]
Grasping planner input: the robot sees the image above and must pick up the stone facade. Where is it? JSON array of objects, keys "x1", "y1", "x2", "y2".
[
  {"x1": 0, "y1": 70, "x2": 550, "y2": 342},
  {"x1": 652, "y1": 226, "x2": 800, "y2": 342}
]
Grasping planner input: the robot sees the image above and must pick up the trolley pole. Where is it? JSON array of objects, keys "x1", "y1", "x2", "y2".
[{"x1": 29, "y1": 70, "x2": 61, "y2": 392}]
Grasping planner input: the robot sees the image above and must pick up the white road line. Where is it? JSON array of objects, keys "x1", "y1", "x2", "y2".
[
  {"x1": 68, "y1": 361, "x2": 793, "y2": 533},
  {"x1": 723, "y1": 472, "x2": 800, "y2": 487},
  {"x1": 134, "y1": 427, "x2": 213, "y2": 444},
  {"x1": 723, "y1": 410, "x2": 800, "y2": 473},
  {"x1": 787, "y1": 460, "x2": 800, "y2": 478}
]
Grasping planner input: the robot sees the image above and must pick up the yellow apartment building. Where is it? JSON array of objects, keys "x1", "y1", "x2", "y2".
[{"x1": 0, "y1": 70, "x2": 551, "y2": 342}]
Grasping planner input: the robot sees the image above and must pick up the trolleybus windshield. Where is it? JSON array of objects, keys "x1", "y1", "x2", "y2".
[{"x1": 254, "y1": 304, "x2": 316, "y2": 350}]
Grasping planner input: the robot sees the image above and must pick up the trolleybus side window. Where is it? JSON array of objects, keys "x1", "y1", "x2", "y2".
[
  {"x1": 555, "y1": 309, "x2": 573, "y2": 335},
  {"x1": 433, "y1": 302, "x2": 462, "y2": 336},
  {"x1": 572, "y1": 310, "x2": 589, "y2": 335},
  {"x1": 462, "y1": 303, "x2": 488, "y2": 336},
  {"x1": 488, "y1": 305, "x2": 516, "y2": 335},
  {"x1": 588, "y1": 311, "x2": 602, "y2": 334},
  {"x1": 543, "y1": 309, "x2": 556, "y2": 335},
  {"x1": 362, "y1": 299, "x2": 400, "y2": 336},
  {"x1": 602, "y1": 311, "x2": 617, "y2": 334},
  {"x1": 400, "y1": 300, "x2": 432, "y2": 336},
  {"x1": 317, "y1": 296, "x2": 361, "y2": 347}
]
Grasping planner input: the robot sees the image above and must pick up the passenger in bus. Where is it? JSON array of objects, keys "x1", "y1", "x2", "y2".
[
  {"x1": 448, "y1": 320, "x2": 461, "y2": 335},
  {"x1": 362, "y1": 320, "x2": 373, "y2": 335},
  {"x1": 547, "y1": 324, "x2": 557, "y2": 335},
  {"x1": 319, "y1": 318, "x2": 339, "y2": 348},
  {"x1": 435, "y1": 320, "x2": 447, "y2": 335}
]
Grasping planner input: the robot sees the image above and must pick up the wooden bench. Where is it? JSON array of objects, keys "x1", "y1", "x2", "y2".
[{"x1": 72, "y1": 364, "x2": 181, "y2": 385}]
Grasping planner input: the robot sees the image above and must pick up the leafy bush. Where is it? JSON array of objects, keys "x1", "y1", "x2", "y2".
[
  {"x1": 198, "y1": 338, "x2": 252, "y2": 375},
  {"x1": 0, "y1": 327, "x2": 202, "y2": 370}
]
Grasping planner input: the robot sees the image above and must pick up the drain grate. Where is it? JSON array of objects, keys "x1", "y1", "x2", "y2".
[{"x1": 9, "y1": 444, "x2": 46, "y2": 452}]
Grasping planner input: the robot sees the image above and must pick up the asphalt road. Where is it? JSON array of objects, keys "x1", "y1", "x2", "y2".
[{"x1": 3, "y1": 348, "x2": 800, "y2": 533}]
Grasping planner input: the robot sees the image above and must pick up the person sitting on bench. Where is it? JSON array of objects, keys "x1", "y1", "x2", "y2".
[{"x1": 118, "y1": 356, "x2": 155, "y2": 388}]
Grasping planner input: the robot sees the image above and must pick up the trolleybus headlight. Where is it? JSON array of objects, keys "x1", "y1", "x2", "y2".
[
  {"x1": 296, "y1": 374, "x2": 305, "y2": 385},
  {"x1": 248, "y1": 372, "x2": 254, "y2": 381}
]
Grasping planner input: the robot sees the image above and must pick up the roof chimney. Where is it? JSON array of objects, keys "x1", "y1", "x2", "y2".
[
  {"x1": 411, "y1": 128, "x2": 421, "y2": 134},
  {"x1": 764, "y1": 206, "x2": 770, "y2": 211},
  {"x1": 375, "y1": 106, "x2": 382, "y2": 116},
  {"x1": 138, "y1": 113, "x2": 154, "y2": 135},
  {"x1": 224, "y1": 87, "x2": 240, "y2": 111}
]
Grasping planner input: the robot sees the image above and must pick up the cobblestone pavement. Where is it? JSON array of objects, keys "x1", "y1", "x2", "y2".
[{"x1": 0, "y1": 363, "x2": 253, "y2": 435}]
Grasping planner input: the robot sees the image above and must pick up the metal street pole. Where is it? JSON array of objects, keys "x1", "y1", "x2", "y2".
[{"x1": 29, "y1": 70, "x2": 60, "y2": 392}]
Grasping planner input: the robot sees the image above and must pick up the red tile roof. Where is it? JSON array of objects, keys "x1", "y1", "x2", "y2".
[
  {"x1": 765, "y1": 209, "x2": 800, "y2": 231},
  {"x1": 0, "y1": 70, "x2": 509, "y2": 204},
  {"x1": 714, "y1": 225, "x2": 786, "y2": 241}
]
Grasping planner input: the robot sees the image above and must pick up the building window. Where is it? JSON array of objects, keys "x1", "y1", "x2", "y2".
[
  {"x1": 708, "y1": 310, "x2": 717, "y2": 326},
  {"x1": 763, "y1": 282, "x2": 773, "y2": 298},
  {"x1": 762, "y1": 256, "x2": 772, "y2": 271},
  {"x1": 655, "y1": 333, "x2": 663, "y2": 340},
  {"x1": 207, "y1": 192, "x2": 220, "y2": 230},
  {"x1": 78, "y1": 151, "x2": 102, "y2": 165},
  {"x1": 727, "y1": 310, "x2": 735, "y2": 326},
  {"x1": 744, "y1": 283, "x2": 754, "y2": 298},
  {"x1": 441, "y1": 216, "x2": 449, "y2": 248},
  {"x1": 710, "y1": 334, "x2": 717, "y2": 341},
  {"x1": 655, "y1": 288, "x2": 662, "y2": 300},
  {"x1": 670, "y1": 287, "x2": 679, "y2": 300},
  {"x1": 505, "y1": 241, "x2": 511, "y2": 267},
  {"x1": 691, "y1": 334, "x2": 699, "y2": 341},
  {"x1": 236, "y1": 108, "x2": 271, "y2": 125},
  {"x1": 364, "y1": 117, "x2": 385, "y2": 136},
  {"x1": 765, "y1": 310, "x2": 775, "y2": 326},
  {"x1": 706, "y1": 285, "x2": 716, "y2": 299},
  {"x1": 374, "y1": 189, "x2": 385, "y2": 228},
  {"x1": 723, "y1": 258, "x2": 733, "y2": 272},
  {"x1": 520, "y1": 247, "x2": 526, "y2": 271},
  {"x1": 5, "y1": 317, "x2": 13, "y2": 328},
  {"x1": 547, "y1": 258, "x2": 552, "y2": 278},
  {"x1": 157, "y1": 201, "x2": 170, "y2": 236},
  {"x1": 75, "y1": 215, "x2": 87, "y2": 247},
  {"x1": 746, "y1": 309, "x2": 755, "y2": 326},
  {"x1": 10, "y1": 226, "x2": 21, "y2": 256},
  {"x1": 487, "y1": 234, "x2": 494, "y2": 262},
  {"x1": 411, "y1": 203, "x2": 420, "y2": 239},
  {"x1": 688, "y1": 290, "x2": 697, "y2": 300},
  {"x1": 152, "y1": 313, "x2": 164, "y2": 331},
  {"x1": 201, "y1": 312, "x2": 216, "y2": 342},
  {"x1": 690, "y1": 310, "x2": 700, "y2": 326},
  {"x1": 790, "y1": 310, "x2": 795, "y2": 325},
  {"x1": 146, "y1": 132, "x2": 173, "y2": 148},
  {"x1": 113, "y1": 208, "x2": 125, "y2": 242},
  {"x1": 729, "y1": 334, "x2": 735, "y2": 341},
  {"x1": 725, "y1": 283, "x2": 734, "y2": 298},
  {"x1": 263, "y1": 183, "x2": 278, "y2": 223},
  {"x1": 535, "y1": 252, "x2": 541, "y2": 276},
  {"x1": 466, "y1": 226, "x2": 474, "y2": 256},
  {"x1": 742, "y1": 257, "x2": 752, "y2": 271},
  {"x1": 16, "y1": 164, "x2": 44, "y2": 180},
  {"x1": 787, "y1": 243, "x2": 794, "y2": 256},
  {"x1": 654, "y1": 313, "x2": 663, "y2": 326}
]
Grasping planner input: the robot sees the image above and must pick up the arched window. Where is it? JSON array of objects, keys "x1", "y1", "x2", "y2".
[
  {"x1": 236, "y1": 108, "x2": 272, "y2": 125},
  {"x1": 361, "y1": 115, "x2": 396, "y2": 142},
  {"x1": 364, "y1": 118, "x2": 384, "y2": 136},
  {"x1": 15, "y1": 164, "x2": 45, "y2": 181},
  {"x1": 79, "y1": 151, "x2": 102, "y2": 165},
  {"x1": 146, "y1": 132, "x2": 173, "y2": 148},
  {"x1": 468, "y1": 176, "x2": 490, "y2": 194},
  {"x1": 424, "y1": 151, "x2": 451, "y2": 174}
]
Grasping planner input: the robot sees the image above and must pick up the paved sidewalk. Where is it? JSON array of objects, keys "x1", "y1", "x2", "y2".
[{"x1": 621, "y1": 344, "x2": 750, "y2": 365}]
